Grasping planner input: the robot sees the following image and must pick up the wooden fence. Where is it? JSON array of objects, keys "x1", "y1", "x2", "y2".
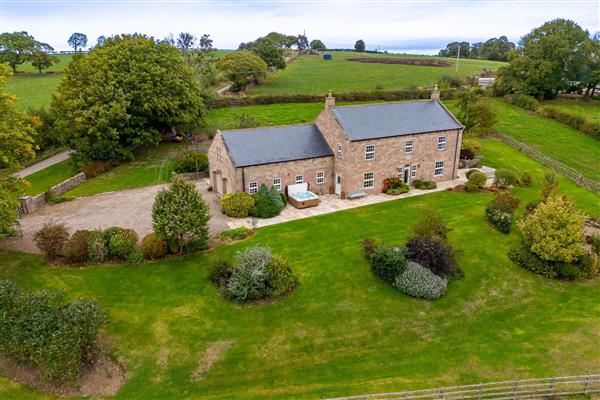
[
  {"x1": 326, "y1": 374, "x2": 600, "y2": 400},
  {"x1": 490, "y1": 133, "x2": 600, "y2": 193}
]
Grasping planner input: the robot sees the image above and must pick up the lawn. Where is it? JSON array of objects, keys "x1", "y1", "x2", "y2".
[
  {"x1": 63, "y1": 142, "x2": 202, "y2": 198},
  {"x1": 541, "y1": 98, "x2": 600, "y2": 123},
  {"x1": 250, "y1": 51, "x2": 505, "y2": 95},
  {"x1": 445, "y1": 99, "x2": 600, "y2": 182},
  {"x1": 22, "y1": 159, "x2": 77, "y2": 196},
  {"x1": 1, "y1": 138, "x2": 599, "y2": 399}
]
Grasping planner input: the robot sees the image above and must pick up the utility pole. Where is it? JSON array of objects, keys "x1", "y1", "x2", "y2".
[{"x1": 456, "y1": 44, "x2": 460, "y2": 74}]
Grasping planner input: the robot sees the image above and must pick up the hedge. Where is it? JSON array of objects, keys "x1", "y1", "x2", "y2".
[
  {"x1": 0, "y1": 280, "x2": 108, "y2": 383},
  {"x1": 538, "y1": 106, "x2": 600, "y2": 140},
  {"x1": 211, "y1": 88, "x2": 459, "y2": 108}
]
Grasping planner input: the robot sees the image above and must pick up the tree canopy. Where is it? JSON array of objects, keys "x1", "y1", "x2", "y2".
[
  {"x1": 239, "y1": 36, "x2": 286, "y2": 70},
  {"x1": 497, "y1": 19, "x2": 592, "y2": 99},
  {"x1": 472, "y1": 36, "x2": 515, "y2": 61},
  {"x1": 437, "y1": 41, "x2": 470, "y2": 58},
  {"x1": 51, "y1": 34, "x2": 206, "y2": 164},
  {"x1": 310, "y1": 39, "x2": 326, "y2": 51},
  {"x1": 218, "y1": 50, "x2": 268, "y2": 91},
  {"x1": 456, "y1": 90, "x2": 497, "y2": 134},
  {"x1": 354, "y1": 39, "x2": 366, "y2": 52},
  {"x1": 0, "y1": 31, "x2": 37, "y2": 73},
  {"x1": 68, "y1": 33, "x2": 88, "y2": 52},
  {"x1": 0, "y1": 66, "x2": 37, "y2": 235},
  {"x1": 30, "y1": 43, "x2": 59, "y2": 74}
]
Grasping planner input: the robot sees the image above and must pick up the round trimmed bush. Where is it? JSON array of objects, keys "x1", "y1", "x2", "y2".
[
  {"x1": 394, "y1": 261, "x2": 447, "y2": 300},
  {"x1": 369, "y1": 245, "x2": 408, "y2": 283},
  {"x1": 468, "y1": 171, "x2": 487, "y2": 189},
  {"x1": 406, "y1": 235, "x2": 456, "y2": 277},
  {"x1": 465, "y1": 169, "x2": 479, "y2": 179},
  {"x1": 141, "y1": 233, "x2": 168, "y2": 259},
  {"x1": 33, "y1": 221, "x2": 69, "y2": 260},
  {"x1": 106, "y1": 228, "x2": 138, "y2": 259},
  {"x1": 220, "y1": 192, "x2": 255, "y2": 218},
  {"x1": 173, "y1": 150, "x2": 208, "y2": 173},
  {"x1": 251, "y1": 193, "x2": 283, "y2": 218},
  {"x1": 494, "y1": 169, "x2": 517, "y2": 189},
  {"x1": 62, "y1": 230, "x2": 91, "y2": 264},
  {"x1": 265, "y1": 256, "x2": 298, "y2": 298},
  {"x1": 517, "y1": 171, "x2": 533, "y2": 187}
]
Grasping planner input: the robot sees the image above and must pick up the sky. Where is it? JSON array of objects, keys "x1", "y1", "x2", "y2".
[{"x1": 1, "y1": 0, "x2": 599, "y2": 53}]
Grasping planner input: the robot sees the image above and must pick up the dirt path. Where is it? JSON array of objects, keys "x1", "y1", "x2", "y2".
[
  {"x1": 1, "y1": 180, "x2": 230, "y2": 254},
  {"x1": 14, "y1": 150, "x2": 72, "y2": 178}
]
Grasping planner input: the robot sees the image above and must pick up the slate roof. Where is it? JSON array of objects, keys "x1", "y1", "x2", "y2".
[
  {"x1": 221, "y1": 124, "x2": 333, "y2": 167},
  {"x1": 332, "y1": 100, "x2": 463, "y2": 141}
]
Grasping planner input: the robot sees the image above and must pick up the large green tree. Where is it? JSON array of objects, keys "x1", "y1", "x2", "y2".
[
  {"x1": 437, "y1": 41, "x2": 470, "y2": 58},
  {"x1": 0, "y1": 31, "x2": 37, "y2": 73},
  {"x1": 456, "y1": 90, "x2": 497, "y2": 134},
  {"x1": 497, "y1": 19, "x2": 591, "y2": 99},
  {"x1": 475, "y1": 36, "x2": 515, "y2": 61},
  {"x1": 354, "y1": 39, "x2": 366, "y2": 52},
  {"x1": 0, "y1": 66, "x2": 37, "y2": 236},
  {"x1": 30, "y1": 43, "x2": 59, "y2": 74},
  {"x1": 218, "y1": 50, "x2": 268, "y2": 91},
  {"x1": 310, "y1": 39, "x2": 326, "y2": 51},
  {"x1": 67, "y1": 32, "x2": 88, "y2": 52},
  {"x1": 239, "y1": 37, "x2": 286, "y2": 70},
  {"x1": 51, "y1": 34, "x2": 206, "y2": 164}
]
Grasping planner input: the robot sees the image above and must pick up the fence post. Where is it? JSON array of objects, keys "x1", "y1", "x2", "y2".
[
  {"x1": 548, "y1": 377, "x2": 555, "y2": 394},
  {"x1": 512, "y1": 379, "x2": 517, "y2": 399},
  {"x1": 583, "y1": 375, "x2": 590, "y2": 394},
  {"x1": 477, "y1": 383, "x2": 482, "y2": 400},
  {"x1": 439, "y1": 388, "x2": 444, "y2": 399}
]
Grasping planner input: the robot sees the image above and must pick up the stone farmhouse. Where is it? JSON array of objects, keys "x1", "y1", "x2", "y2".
[{"x1": 208, "y1": 89, "x2": 464, "y2": 199}]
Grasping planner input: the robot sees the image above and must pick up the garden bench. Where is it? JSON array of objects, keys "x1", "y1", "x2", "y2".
[{"x1": 347, "y1": 189, "x2": 368, "y2": 199}]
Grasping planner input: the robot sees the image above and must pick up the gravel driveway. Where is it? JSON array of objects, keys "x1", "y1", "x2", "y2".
[{"x1": 2, "y1": 180, "x2": 230, "y2": 254}]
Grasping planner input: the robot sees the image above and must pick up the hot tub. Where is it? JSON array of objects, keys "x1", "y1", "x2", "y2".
[{"x1": 287, "y1": 183, "x2": 320, "y2": 209}]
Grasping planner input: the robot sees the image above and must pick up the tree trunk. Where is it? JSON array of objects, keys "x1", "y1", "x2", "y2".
[{"x1": 11, "y1": 64, "x2": 17, "y2": 74}]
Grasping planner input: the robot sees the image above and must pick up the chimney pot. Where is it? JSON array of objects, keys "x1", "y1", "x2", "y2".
[
  {"x1": 431, "y1": 84, "x2": 440, "y2": 101},
  {"x1": 325, "y1": 90, "x2": 336, "y2": 108}
]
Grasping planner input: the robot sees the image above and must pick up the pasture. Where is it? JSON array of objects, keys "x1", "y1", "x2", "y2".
[
  {"x1": 1, "y1": 139, "x2": 599, "y2": 399},
  {"x1": 541, "y1": 98, "x2": 600, "y2": 123},
  {"x1": 250, "y1": 51, "x2": 506, "y2": 95}
]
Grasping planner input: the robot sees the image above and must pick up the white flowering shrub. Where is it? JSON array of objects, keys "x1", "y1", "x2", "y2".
[{"x1": 393, "y1": 261, "x2": 447, "y2": 300}]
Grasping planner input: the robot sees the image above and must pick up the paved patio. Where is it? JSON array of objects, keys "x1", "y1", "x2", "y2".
[{"x1": 225, "y1": 169, "x2": 470, "y2": 230}]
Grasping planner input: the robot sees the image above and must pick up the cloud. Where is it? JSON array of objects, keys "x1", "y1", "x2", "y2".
[{"x1": 2, "y1": 0, "x2": 598, "y2": 51}]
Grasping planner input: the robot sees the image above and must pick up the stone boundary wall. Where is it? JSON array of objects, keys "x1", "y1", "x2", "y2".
[
  {"x1": 19, "y1": 172, "x2": 86, "y2": 214},
  {"x1": 171, "y1": 171, "x2": 209, "y2": 181}
]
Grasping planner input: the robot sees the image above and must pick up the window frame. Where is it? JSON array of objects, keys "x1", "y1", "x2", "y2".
[
  {"x1": 365, "y1": 144, "x2": 375, "y2": 160},
  {"x1": 216, "y1": 146, "x2": 222, "y2": 161},
  {"x1": 248, "y1": 181, "x2": 258, "y2": 194},
  {"x1": 411, "y1": 165, "x2": 417, "y2": 178},
  {"x1": 336, "y1": 144, "x2": 343, "y2": 159},
  {"x1": 434, "y1": 161, "x2": 444, "y2": 176},
  {"x1": 437, "y1": 136, "x2": 447, "y2": 151},
  {"x1": 405, "y1": 140, "x2": 414, "y2": 154},
  {"x1": 363, "y1": 172, "x2": 375, "y2": 188},
  {"x1": 272, "y1": 177, "x2": 281, "y2": 191},
  {"x1": 295, "y1": 175, "x2": 304, "y2": 184},
  {"x1": 316, "y1": 170, "x2": 325, "y2": 185}
]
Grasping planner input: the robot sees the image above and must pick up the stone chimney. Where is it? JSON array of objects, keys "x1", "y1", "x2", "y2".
[
  {"x1": 325, "y1": 90, "x2": 336, "y2": 109},
  {"x1": 431, "y1": 84, "x2": 440, "y2": 101}
]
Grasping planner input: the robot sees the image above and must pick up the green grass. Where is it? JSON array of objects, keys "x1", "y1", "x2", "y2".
[
  {"x1": 250, "y1": 51, "x2": 506, "y2": 95},
  {"x1": 22, "y1": 159, "x2": 77, "y2": 196},
  {"x1": 4, "y1": 74, "x2": 63, "y2": 110},
  {"x1": 541, "y1": 99, "x2": 600, "y2": 123},
  {"x1": 63, "y1": 143, "x2": 202, "y2": 198},
  {"x1": 11, "y1": 54, "x2": 73, "y2": 74},
  {"x1": 445, "y1": 99, "x2": 600, "y2": 182},
  {"x1": 206, "y1": 102, "x2": 325, "y2": 129},
  {"x1": 1, "y1": 139, "x2": 599, "y2": 399}
]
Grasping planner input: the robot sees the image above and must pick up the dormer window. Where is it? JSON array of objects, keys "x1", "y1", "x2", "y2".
[{"x1": 365, "y1": 144, "x2": 375, "y2": 160}]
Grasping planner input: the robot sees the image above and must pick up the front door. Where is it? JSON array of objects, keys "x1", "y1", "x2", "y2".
[
  {"x1": 335, "y1": 174, "x2": 342, "y2": 195},
  {"x1": 403, "y1": 164, "x2": 410, "y2": 184}
]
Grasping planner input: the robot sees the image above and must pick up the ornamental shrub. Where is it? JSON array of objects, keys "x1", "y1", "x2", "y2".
[
  {"x1": 0, "y1": 280, "x2": 108, "y2": 383},
  {"x1": 393, "y1": 261, "x2": 447, "y2": 300},
  {"x1": 251, "y1": 192, "x2": 283, "y2": 218},
  {"x1": 494, "y1": 169, "x2": 517, "y2": 189},
  {"x1": 33, "y1": 220, "x2": 69, "y2": 260},
  {"x1": 219, "y1": 227, "x2": 253, "y2": 241},
  {"x1": 461, "y1": 138, "x2": 481, "y2": 153},
  {"x1": 265, "y1": 256, "x2": 299, "y2": 298},
  {"x1": 464, "y1": 182, "x2": 479, "y2": 193},
  {"x1": 465, "y1": 169, "x2": 479, "y2": 179},
  {"x1": 468, "y1": 171, "x2": 487, "y2": 189},
  {"x1": 412, "y1": 208, "x2": 452, "y2": 240},
  {"x1": 220, "y1": 192, "x2": 255, "y2": 218},
  {"x1": 539, "y1": 172, "x2": 559, "y2": 200},
  {"x1": 233, "y1": 245, "x2": 272, "y2": 270},
  {"x1": 369, "y1": 245, "x2": 408, "y2": 283},
  {"x1": 383, "y1": 177, "x2": 409, "y2": 195},
  {"x1": 406, "y1": 235, "x2": 456, "y2": 277},
  {"x1": 361, "y1": 237, "x2": 378, "y2": 258},
  {"x1": 412, "y1": 179, "x2": 437, "y2": 190},
  {"x1": 508, "y1": 245, "x2": 582, "y2": 279},
  {"x1": 62, "y1": 230, "x2": 91, "y2": 264},
  {"x1": 488, "y1": 190, "x2": 520, "y2": 214},
  {"x1": 517, "y1": 171, "x2": 533, "y2": 187},
  {"x1": 485, "y1": 208, "x2": 512, "y2": 233},
  {"x1": 152, "y1": 177, "x2": 210, "y2": 252},
  {"x1": 172, "y1": 150, "x2": 209, "y2": 173},
  {"x1": 87, "y1": 229, "x2": 108, "y2": 263},
  {"x1": 106, "y1": 228, "x2": 138, "y2": 259},
  {"x1": 141, "y1": 233, "x2": 168, "y2": 259},
  {"x1": 509, "y1": 94, "x2": 539, "y2": 111},
  {"x1": 209, "y1": 259, "x2": 234, "y2": 287},
  {"x1": 518, "y1": 195, "x2": 585, "y2": 263},
  {"x1": 459, "y1": 148, "x2": 475, "y2": 160}
]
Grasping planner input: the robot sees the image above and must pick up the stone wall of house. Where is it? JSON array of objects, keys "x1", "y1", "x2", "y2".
[
  {"x1": 207, "y1": 131, "x2": 243, "y2": 195},
  {"x1": 337, "y1": 129, "x2": 462, "y2": 195},
  {"x1": 242, "y1": 156, "x2": 334, "y2": 195}
]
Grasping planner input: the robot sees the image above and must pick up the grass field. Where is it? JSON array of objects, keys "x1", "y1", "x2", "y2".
[
  {"x1": 470, "y1": 99, "x2": 600, "y2": 181},
  {"x1": 1, "y1": 139, "x2": 599, "y2": 400},
  {"x1": 541, "y1": 98, "x2": 600, "y2": 123},
  {"x1": 250, "y1": 52, "x2": 506, "y2": 95},
  {"x1": 62, "y1": 142, "x2": 207, "y2": 198},
  {"x1": 22, "y1": 159, "x2": 77, "y2": 196}
]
